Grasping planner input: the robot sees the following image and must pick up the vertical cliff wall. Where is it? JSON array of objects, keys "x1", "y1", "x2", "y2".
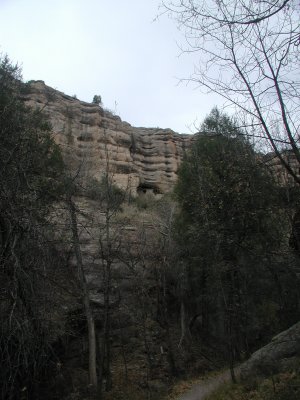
[{"x1": 23, "y1": 81, "x2": 193, "y2": 195}]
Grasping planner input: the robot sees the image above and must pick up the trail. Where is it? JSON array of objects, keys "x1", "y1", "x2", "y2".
[{"x1": 178, "y1": 369, "x2": 239, "y2": 400}]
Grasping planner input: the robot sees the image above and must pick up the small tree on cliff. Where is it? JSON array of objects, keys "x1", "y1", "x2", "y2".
[{"x1": 92, "y1": 94, "x2": 102, "y2": 105}]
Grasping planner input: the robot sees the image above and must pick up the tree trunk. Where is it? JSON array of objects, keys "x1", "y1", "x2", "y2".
[
  {"x1": 67, "y1": 196, "x2": 98, "y2": 391},
  {"x1": 104, "y1": 260, "x2": 112, "y2": 391},
  {"x1": 178, "y1": 300, "x2": 186, "y2": 348}
]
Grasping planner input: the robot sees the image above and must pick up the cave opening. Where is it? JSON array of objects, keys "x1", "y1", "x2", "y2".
[{"x1": 137, "y1": 183, "x2": 161, "y2": 197}]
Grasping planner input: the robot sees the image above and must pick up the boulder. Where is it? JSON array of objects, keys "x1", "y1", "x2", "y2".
[{"x1": 241, "y1": 321, "x2": 300, "y2": 380}]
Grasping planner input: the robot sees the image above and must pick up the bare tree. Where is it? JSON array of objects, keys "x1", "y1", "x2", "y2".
[
  {"x1": 121, "y1": 226, "x2": 156, "y2": 376},
  {"x1": 93, "y1": 122, "x2": 128, "y2": 395},
  {"x1": 66, "y1": 194, "x2": 98, "y2": 392},
  {"x1": 151, "y1": 200, "x2": 180, "y2": 376},
  {"x1": 162, "y1": 0, "x2": 300, "y2": 182}
]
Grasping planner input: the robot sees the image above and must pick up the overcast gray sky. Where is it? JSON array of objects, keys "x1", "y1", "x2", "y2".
[{"x1": 0, "y1": 0, "x2": 223, "y2": 133}]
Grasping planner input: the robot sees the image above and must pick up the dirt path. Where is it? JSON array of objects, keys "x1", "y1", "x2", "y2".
[{"x1": 178, "y1": 369, "x2": 239, "y2": 400}]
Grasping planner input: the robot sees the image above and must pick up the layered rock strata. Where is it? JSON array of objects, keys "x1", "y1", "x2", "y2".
[
  {"x1": 23, "y1": 81, "x2": 193, "y2": 195},
  {"x1": 23, "y1": 81, "x2": 300, "y2": 193}
]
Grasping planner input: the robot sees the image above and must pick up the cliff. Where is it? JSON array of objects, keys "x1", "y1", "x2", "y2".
[{"x1": 23, "y1": 81, "x2": 193, "y2": 195}]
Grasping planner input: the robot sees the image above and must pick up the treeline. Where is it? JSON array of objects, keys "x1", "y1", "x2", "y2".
[
  {"x1": 0, "y1": 56, "x2": 70, "y2": 399},
  {"x1": 173, "y1": 108, "x2": 300, "y2": 380}
]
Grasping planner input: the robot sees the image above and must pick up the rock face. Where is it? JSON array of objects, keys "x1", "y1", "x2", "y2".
[
  {"x1": 23, "y1": 81, "x2": 300, "y2": 195},
  {"x1": 264, "y1": 151, "x2": 300, "y2": 186},
  {"x1": 23, "y1": 81, "x2": 193, "y2": 195},
  {"x1": 240, "y1": 321, "x2": 300, "y2": 380}
]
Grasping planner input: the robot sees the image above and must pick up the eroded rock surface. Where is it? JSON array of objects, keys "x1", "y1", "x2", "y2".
[
  {"x1": 23, "y1": 81, "x2": 193, "y2": 195},
  {"x1": 240, "y1": 321, "x2": 300, "y2": 380}
]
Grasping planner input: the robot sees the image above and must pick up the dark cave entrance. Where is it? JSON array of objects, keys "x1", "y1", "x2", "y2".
[{"x1": 137, "y1": 183, "x2": 161, "y2": 197}]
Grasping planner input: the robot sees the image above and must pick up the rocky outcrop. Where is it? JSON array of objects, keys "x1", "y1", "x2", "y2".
[
  {"x1": 264, "y1": 151, "x2": 300, "y2": 186},
  {"x1": 23, "y1": 81, "x2": 193, "y2": 195},
  {"x1": 240, "y1": 321, "x2": 300, "y2": 380},
  {"x1": 23, "y1": 81, "x2": 300, "y2": 195}
]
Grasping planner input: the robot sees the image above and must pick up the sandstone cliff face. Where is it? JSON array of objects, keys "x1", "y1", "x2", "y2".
[
  {"x1": 24, "y1": 81, "x2": 299, "y2": 193},
  {"x1": 24, "y1": 81, "x2": 193, "y2": 195}
]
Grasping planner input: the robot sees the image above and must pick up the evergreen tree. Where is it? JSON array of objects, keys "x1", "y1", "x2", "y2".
[
  {"x1": 0, "y1": 56, "x2": 64, "y2": 399},
  {"x1": 92, "y1": 94, "x2": 102, "y2": 105},
  {"x1": 175, "y1": 109, "x2": 299, "y2": 366}
]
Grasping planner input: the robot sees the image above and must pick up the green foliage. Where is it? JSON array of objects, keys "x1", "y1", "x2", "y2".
[
  {"x1": 0, "y1": 55, "x2": 65, "y2": 399},
  {"x1": 92, "y1": 94, "x2": 102, "y2": 105},
  {"x1": 174, "y1": 108, "x2": 299, "y2": 356},
  {"x1": 200, "y1": 107, "x2": 241, "y2": 137},
  {"x1": 176, "y1": 134, "x2": 283, "y2": 255},
  {"x1": 176, "y1": 110, "x2": 284, "y2": 255},
  {"x1": 0, "y1": 56, "x2": 64, "y2": 216}
]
